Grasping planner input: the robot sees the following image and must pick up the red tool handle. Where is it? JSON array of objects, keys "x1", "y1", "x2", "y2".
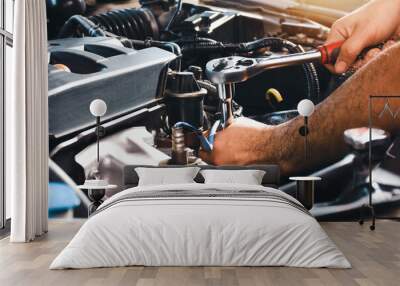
[{"x1": 318, "y1": 41, "x2": 344, "y2": 65}]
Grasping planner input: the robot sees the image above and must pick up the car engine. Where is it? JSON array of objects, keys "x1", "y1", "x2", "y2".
[{"x1": 47, "y1": 0, "x2": 368, "y2": 217}]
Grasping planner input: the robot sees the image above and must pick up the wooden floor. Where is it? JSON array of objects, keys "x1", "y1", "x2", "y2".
[{"x1": 0, "y1": 220, "x2": 399, "y2": 286}]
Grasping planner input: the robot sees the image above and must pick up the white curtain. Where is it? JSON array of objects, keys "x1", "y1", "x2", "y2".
[{"x1": 7, "y1": 0, "x2": 49, "y2": 242}]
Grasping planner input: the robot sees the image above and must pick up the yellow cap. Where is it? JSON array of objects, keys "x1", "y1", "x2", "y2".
[{"x1": 266, "y1": 88, "x2": 283, "y2": 103}]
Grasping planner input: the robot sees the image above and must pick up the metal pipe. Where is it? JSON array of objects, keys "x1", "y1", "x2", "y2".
[
  {"x1": 224, "y1": 83, "x2": 234, "y2": 127},
  {"x1": 217, "y1": 84, "x2": 228, "y2": 128}
]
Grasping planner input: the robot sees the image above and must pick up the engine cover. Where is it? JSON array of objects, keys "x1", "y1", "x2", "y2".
[{"x1": 48, "y1": 37, "x2": 176, "y2": 141}]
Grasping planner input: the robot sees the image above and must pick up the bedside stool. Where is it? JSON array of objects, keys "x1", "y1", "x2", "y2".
[{"x1": 289, "y1": 176, "x2": 321, "y2": 210}]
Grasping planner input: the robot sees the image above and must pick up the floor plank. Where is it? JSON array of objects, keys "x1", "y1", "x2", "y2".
[{"x1": 0, "y1": 220, "x2": 399, "y2": 286}]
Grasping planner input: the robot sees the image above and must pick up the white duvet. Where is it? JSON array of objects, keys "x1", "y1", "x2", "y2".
[{"x1": 50, "y1": 183, "x2": 351, "y2": 269}]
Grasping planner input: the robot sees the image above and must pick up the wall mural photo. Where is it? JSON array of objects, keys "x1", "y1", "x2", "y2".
[{"x1": 46, "y1": 0, "x2": 400, "y2": 221}]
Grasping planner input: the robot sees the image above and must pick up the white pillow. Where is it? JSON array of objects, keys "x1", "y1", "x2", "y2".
[
  {"x1": 135, "y1": 167, "x2": 200, "y2": 186},
  {"x1": 200, "y1": 169, "x2": 266, "y2": 185}
]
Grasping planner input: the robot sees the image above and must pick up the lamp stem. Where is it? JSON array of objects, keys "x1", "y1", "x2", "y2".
[
  {"x1": 304, "y1": 116, "x2": 309, "y2": 162},
  {"x1": 96, "y1": 116, "x2": 100, "y2": 163}
]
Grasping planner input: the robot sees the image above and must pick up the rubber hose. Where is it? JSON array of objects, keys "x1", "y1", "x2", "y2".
[
  {"x1": 123, "y1": 38, "x2": 182, "y2": 70},
  {"x1": 58, "y1": 15, "x2": 106, "y2": 38},
  {"x1": 197, "y1": 80, "x2": 218, "y2": 97}
]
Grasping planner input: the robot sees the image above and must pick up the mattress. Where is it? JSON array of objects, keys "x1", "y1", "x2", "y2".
[{"x1": 50, "y1": 183, "x2": 351, "y2": 269}]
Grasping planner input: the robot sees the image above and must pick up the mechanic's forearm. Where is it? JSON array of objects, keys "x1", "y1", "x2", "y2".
[{"x1": 272, "y1": 42, "x2": 400, "y2": 175}]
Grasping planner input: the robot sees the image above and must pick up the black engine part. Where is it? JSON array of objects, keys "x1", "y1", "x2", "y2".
[
  {"x1": 46, "y1": 0, "x2": 87, "y2": 38},
  {"x1": 165, "y1": 71, "x2": 207, "y2": 130},
  {"x1": 48, "y1": 37, "x2": 177, "y2": 143},
  {"x1": 89, "y1": 8, "x2": 160, "y2": 40},
  {"x1": 58, "y1": 15, "x2": 106, "y2": 38}
]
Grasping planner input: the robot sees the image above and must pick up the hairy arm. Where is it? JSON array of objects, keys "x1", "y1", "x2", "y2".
[{"x1": 201, "y1": 43, "x2": 400, "y2": 176}]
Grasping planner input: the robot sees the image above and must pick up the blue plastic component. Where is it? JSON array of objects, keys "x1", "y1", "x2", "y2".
[{"x1": 48, "y1": 182, "x2": 80, "y2": 217}]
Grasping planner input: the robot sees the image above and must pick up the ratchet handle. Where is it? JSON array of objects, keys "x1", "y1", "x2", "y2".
[{"x1": 318, "y1": 41, "x2": 344, "y2": 65}]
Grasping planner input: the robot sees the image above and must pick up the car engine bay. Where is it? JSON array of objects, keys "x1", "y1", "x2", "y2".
[{"x1": 47, "y1": 0, "x2": 400, "y2": 219}]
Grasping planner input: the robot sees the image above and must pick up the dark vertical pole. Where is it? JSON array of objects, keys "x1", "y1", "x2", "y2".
[
  {"x1": 368, "y1": 95, "x2": 376, "y2": 230},
  {"x1": 304, "y1": 116, "x2": 308, "y2": 162},
  {"x1": 368, "y1": 96, "x2": 372, "y2": 207},
  {"x1": 96, "y1": 116, "x2": 100, "y2": 163}
]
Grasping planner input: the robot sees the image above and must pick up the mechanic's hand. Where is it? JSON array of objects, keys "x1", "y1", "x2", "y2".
[
  {"x1": 326, "y1": 0, "x2": 400, "y2": 74},
  {"x1": 199, "y1": 117, "x2": 276, "y2": 165}
]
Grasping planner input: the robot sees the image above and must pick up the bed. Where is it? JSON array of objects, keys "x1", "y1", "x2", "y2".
[{"x1": 50, "y1": 165, "x2": 350, "y2": 269}]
